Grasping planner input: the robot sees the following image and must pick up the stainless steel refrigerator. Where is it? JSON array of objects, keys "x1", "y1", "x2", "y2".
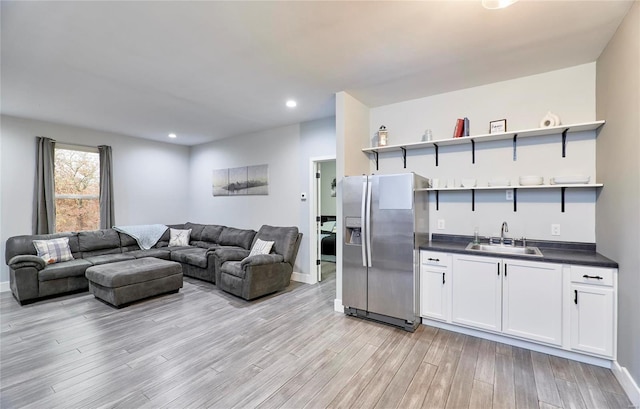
[{"x1": 342, "y1": 173, "x2": 429, "y2": 332}]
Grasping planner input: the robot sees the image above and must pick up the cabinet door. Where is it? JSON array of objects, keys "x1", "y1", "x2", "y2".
[
  {"x1": 571, "y1": 285, "x2": 614, "y2": 357},
  {"x1": 452, "y1": 255, "x2": 502, "y2": 332},
  {"x1": 502, "y1": 260, "x2": 562, "y2": 345},
  {"x1": 420, "y1": 265, "x2": 449, "y2": 321}
]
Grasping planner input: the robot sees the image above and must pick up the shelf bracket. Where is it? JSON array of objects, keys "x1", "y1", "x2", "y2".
[
  {"x1": 471, "y1": 189, "x2": 475, "y2": 211},
  {"x1": 434, "y1": 144, "x2": 439, "y2": 167},
  {"x1": 400, "y1": 147, "x2": 407, "y2": 169},
  {"x1": 513, "y1": 188, "x2": 518, "y2": 212},
  {"x1": 373, "y1": 151, "x2": 379, "y2": 171},
  {"x1": 471, "y1": 140, "x2": 476, "y2": 164},
  {"x1": 561, "y1": 128, "x2": 569, "y2": 157},
  {"x1": 513, "y1": 134, "x2": 518, "y2": 161},
  {"x1": 561, "y1": 187, "x2": 566, "y2": 212},
  {"x1": 436, "y1": 190, "x2": 439, "y2": 211}
]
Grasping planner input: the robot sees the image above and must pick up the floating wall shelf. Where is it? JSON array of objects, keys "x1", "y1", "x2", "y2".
[
  {"x1": 417, "y1": 184, "x2": 604, "y2": 212},
  {"x1": 362, "y1": 120, "x2": 605, "y2": 170}
]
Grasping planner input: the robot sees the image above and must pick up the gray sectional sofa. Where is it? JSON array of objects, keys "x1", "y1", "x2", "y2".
[{"x1": 5, "y1": 222, "x2": 302, "y2": 304}]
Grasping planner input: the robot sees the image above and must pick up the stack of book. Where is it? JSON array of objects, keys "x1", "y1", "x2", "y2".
[{"x1": 453, "y1": 117, "x2": 470, "y2": 138}]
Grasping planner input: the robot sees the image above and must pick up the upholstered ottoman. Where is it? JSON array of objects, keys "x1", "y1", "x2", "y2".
[{"x1": 85, "y1": 257, "x2": 182, "y2": 307}]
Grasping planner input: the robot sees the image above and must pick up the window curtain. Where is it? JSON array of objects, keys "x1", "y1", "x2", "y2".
[
  {"x1": 32, "y1": 136, "x2": 56, "y2": 234},
  {"x1": 98, "y1": 145, "x2": 115, "y2": 229}
]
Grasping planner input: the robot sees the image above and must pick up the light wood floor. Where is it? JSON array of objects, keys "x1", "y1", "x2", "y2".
[{"x1": 0, "y1": 272, "x2": 632, "y2": 409}]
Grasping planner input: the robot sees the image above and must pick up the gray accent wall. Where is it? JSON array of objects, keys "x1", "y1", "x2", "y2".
[
  {"x1": 0, "y1": 115, "x2": 191, "y2": 283},
  {"x1": 188, "y1": 117, "x2": 336, "y2": 279},
  {"x1": 596, "y1": 1, "x2": 640, "y2": 389}
]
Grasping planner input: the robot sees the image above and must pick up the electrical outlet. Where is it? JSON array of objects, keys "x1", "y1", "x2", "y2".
[
  {"x1": 437, "y1": 219, "x2": 445, "y2": 230},
  {"x1": 551, "y1": 224, "x2": 561, "y2": 236},
  {"x1": 506, "y1": 189, "x2": 513, "y2": 201}
]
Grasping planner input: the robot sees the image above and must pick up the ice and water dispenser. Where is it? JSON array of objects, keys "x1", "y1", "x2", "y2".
[{"x1": 344, "y1": 217, "x2": 362, "y2": 245}]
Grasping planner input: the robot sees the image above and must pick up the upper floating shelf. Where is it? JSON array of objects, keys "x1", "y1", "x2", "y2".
[
  {"x1": 416, "y1": 183, "x2": 604, "y2": 192},
  {"x1": 361, "y1": 120, "x2": 605, "y2": 154}
]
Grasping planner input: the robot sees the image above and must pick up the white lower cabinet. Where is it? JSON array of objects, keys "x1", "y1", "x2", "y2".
[
  {"x1": 502, "y1": 260, "x2": 562, "y2": 346},
  {"x1": 570, "y1": 266, "x2": 616, "y2": 357},
  {"x1": 422, "y1": 250, "x2": 617, "y2": 360},
  {"x1": 420, "y1": 252, "x2": 451, "y2": 322},
  {"x1": 451, "y1": 254, "x2": 502, "y2": 332}
]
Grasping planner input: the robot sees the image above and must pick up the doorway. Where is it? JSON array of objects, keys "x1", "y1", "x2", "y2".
[{"x1": 311, "y1": 157, "x2": 336, "y2": 283}]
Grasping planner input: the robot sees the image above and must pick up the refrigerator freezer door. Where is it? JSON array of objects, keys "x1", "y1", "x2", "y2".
[
  {"x1": 367, "y1": 174, "x2": 417, "y2": 322},
  {"x1": 342, "y1": 176, "x2": 368, "y2": 311}
]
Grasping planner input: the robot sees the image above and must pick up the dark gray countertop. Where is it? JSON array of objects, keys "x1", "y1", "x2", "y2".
[{"x1": 419, "y1": 234, "x2": 618, "y2": 269}]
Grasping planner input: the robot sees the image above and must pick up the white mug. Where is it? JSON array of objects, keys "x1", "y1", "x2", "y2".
[
  {"x1": 447, "y1": 179, "x2": 456, "y2": 188},
  {"x1": 431, "y1": 178, "x2": 440, "y2": 188}
]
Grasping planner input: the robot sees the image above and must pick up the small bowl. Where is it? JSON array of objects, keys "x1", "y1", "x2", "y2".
[
  {"x1": 519, "y1": 176, "x2": 544, "y2": 186},
  {"x1": 461, "y1": 178, "x2": 477, "y2": 188}
]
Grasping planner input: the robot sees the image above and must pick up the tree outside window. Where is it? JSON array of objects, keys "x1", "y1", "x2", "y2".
[{"x1": 54, "y1": 147, "x2": 100, "y2": 232}]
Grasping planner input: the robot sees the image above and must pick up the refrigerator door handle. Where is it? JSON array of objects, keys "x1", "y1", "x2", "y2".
[
  {"x1": 366, "y1": 179, "x2": 373, "y2": 267},
  {"x1": 361, "y1": 177, "x2": 368, "y2": 267}
]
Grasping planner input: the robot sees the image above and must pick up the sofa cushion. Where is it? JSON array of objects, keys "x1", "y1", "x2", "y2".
[
  {"x1": 184, "y1": 222, "x2": 206, "y2": 242},
  {"x1": 6, "y1": 232, "x2": 80, "y2": 261},
  {"x1": 126, "y1": 249, "x2": 171, "y2": 260},
  {"x1": 220, "y1": 261, "x2": 245, "y2": 279},
  {"x1": 79, "y1": 230, "x2": 121, "y2": 256},
  {"x1": 191, "y1": 241, "x2": 219, "y2": 250},
  {"x1": 218, "y1": 227, "x2": 256, "y2": 250},
  {"x1": 118, "y1": 232, "x2": 140, "y2": 252},
  {"x1": 33, "y1": 237, "x2": 74, "y2": 264},
  {"x1": 85, "y1": 253, "x2": 136, "y2": 266},
  {"x1": 253, "y1": 225, "x2": 299, "y2": 264},
  {"x1": 170, "y1": 248, "x2": 208, "y2": 269},
  {"x1": 38, "y1": 259, "x2": 92, "y2": 282},
  {"x1": 201, "y1": 225, "x2": 225, "y2": 243},
  {"x1": 169, "y1": 229, "x2": 191, "y2": 247}
]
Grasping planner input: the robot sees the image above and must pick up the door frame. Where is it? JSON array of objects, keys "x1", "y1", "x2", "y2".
[{"x1": 309, "y1": 155, "x2": 336, "y2": 284}]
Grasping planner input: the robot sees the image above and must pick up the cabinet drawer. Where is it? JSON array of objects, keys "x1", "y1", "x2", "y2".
[
  {"x1": 421, "y1": 251, "x2": 450, "y2": 267},
  {"x1": 570, "y1": 266, "x2": 614, "y2": 287}
]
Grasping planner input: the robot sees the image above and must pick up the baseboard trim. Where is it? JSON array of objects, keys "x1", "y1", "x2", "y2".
[
  {"x1": 291, "y1": 272, "x2": 315, "y2": 285},
  {"x1": 612, "y1": 361, "x2": 640, "y2": 408},
  {"x1": 334, "y1": 298, "x2": 344, "y2": 313},
  {"x1": 0, "y1": 281, "x2": 9, "y2": 293}
]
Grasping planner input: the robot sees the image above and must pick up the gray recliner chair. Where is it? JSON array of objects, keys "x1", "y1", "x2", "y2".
[{"x1": 216, "y1": 225, "x2": 302, "y2": 300}]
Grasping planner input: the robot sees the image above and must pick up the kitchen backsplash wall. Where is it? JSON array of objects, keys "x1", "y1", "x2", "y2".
[{"x1": 366, "y1": 63, "x2": 597, "y2": 242}]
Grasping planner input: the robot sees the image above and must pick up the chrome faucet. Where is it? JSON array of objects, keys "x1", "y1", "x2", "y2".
[{"x1": 500, "y1": 222, "x2": 509, "y2": 245}]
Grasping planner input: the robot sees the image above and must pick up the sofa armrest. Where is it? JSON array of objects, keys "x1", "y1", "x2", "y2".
[
  {"x1": 241, "y1": 254, "x2": 284, "y2": 268},
  {"x1": 214, "y1": 248, "x2": 250, "y2": 263},
  {"x1": 8, "y1": 255, "x2": 46, "y2": 271}
]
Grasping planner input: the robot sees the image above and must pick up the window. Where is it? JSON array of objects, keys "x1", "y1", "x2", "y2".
[{"x1": 54, "y1": 146, "x2": 100, "y2": 232}]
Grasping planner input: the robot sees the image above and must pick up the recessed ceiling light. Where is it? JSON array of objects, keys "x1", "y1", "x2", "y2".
[
  {"x1": 286, "y1": 100, "x2": 297, "y2": 108},
  {"x1": 168, "y1": 133, "x2": 177, "y2": 139}
]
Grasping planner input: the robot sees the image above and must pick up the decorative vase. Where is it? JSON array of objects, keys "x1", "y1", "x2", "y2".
[{"x1": 540, "y1": 111, "x2": 561, "y2": 128}]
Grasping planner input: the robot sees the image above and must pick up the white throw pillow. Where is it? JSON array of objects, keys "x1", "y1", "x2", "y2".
[
  {"x1": 169, "y1": 228, "x2": 192, "y2": 247},
  {"x1": 249, "y1": 238, "x2": 274, "y2": 257},
  {"x1": 33, "y1": 237, "x2": 74, "y2": 264}
]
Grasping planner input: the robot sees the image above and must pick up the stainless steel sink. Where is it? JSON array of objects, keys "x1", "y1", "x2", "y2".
[{"x1": 465, "y1": 242, "x2": 543, "y2": 257}]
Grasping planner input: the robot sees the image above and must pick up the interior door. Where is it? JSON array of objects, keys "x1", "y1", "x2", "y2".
[{"x1": 315, "y1": 165, "x2": 322, "y2": 282}]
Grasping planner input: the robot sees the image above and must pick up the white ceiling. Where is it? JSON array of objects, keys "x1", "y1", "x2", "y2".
[{"x1": 1, "y1": 1, "x2": 633, "y2": 146}]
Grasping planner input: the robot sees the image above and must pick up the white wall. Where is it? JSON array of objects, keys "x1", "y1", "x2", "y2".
[
  {"x1": 596, "y1": 1, "x2": 640, "y2": 394},
  {"x1": 368, "y1": 63, "x2": 598, "y2": 242},
  {"x1": 188, "y1": 117, "x2": 336, "y2": 279},
  {"x1": 0, "y1": 115, "x2": 191, "y2": 283},
  {"x1": 319, "y1": 161, "x2": 336, "y2": 216}
]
